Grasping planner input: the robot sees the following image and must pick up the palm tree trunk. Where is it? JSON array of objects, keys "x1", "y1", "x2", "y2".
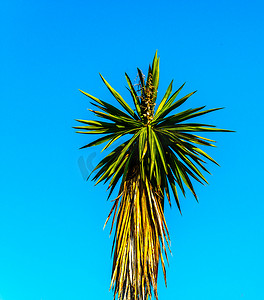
[{"x1": 107, "y1": 172, "x2": 170, "y2": 300}]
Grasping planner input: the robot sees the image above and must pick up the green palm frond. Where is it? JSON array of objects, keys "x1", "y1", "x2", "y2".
[{"x1": 75, "y1": 51, "x2": 233, "y2": 300}]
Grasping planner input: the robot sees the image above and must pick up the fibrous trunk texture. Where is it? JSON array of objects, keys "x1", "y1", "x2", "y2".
[{"x1": 106, "y1": 171, "x2": 170, "y2": 300}]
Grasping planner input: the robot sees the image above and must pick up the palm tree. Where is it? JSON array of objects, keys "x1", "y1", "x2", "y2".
[{"x1": 74, "y1": 52, "x2": 231, "y2": 300}]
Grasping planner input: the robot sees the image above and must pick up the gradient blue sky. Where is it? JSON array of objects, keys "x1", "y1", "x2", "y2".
[{"x1": 1, "y1": 0, "x2": 264, "y2": 299}]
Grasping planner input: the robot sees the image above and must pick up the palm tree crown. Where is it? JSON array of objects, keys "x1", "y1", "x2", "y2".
[{"x1": 74, "y1": 52, "x2": 231, "y2": 300}]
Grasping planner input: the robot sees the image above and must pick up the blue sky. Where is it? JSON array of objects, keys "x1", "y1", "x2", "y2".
[{"x1": 0, "y1": 0, "x2": 264, "y2": 299}]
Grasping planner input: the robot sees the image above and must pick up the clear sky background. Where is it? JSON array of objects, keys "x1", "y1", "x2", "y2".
[{"x1": 0, "y1": 0, "x2": 263, "y2": 299}]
